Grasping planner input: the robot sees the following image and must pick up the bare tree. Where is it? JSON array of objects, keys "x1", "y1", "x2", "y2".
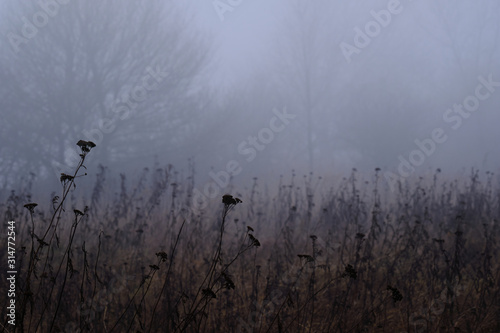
[
  {"x1": 0, "y1": 0, "x2": 212, "y2": 186},
  {"x1": 414, "y1": 1, "x2": 500, "y2": 79},
  {"x1": 271, "y1": 1, "x2": 336, "y2": 174},
  {"x1": 411, "y1": 0, "x2": 500, "y2": 168}
]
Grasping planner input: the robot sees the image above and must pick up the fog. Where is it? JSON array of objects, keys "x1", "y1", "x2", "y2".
[{"x1": 1, "y1": 0, "x2": 499, "y2": 195}]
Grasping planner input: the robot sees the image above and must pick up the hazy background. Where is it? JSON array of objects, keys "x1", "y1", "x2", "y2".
[{"x1": 1, "y1": 0, "x2": 499, "y2": 196}]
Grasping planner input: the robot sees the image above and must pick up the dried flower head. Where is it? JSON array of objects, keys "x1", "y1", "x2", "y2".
[
  {"x1": 298, "y1": 254, "x2": 314, "y2": 263},
  {"x1": 342, "y1": 264, "x2": 357, "y2": 279},
  {"x1": 24, "y1": 202, "x2": 38, "y2": 213},
  {"x1": 221, "y1": 272, "x2": 235, "y2": 290},
  {"x1": 60, "y1": 173, "x2": 74, "y2": 184},
  {"x1": 76, "y1": 140, "x2": 96, "y2": 153},
  {"x1": 222, "y1": 194, "x2": 237, "y2": 205},
  {"x1": 202, "y1": 288, "x2": 216, "y2": 299},
  {"x1": 73, "y1": 209, "x2": 84, "y2": 217},
  {"x1": 156, "y1": 251, "x2": 168, "y2": 262},
  {"x1": 248, "y1": 234, "x2": 260, "y2": 247},
  {"x1": 356, "y1": 233, "x2": 365, "y2": 240},
  {"x1": 387, "y1": 285, "x2": 403, "y2": 303}
]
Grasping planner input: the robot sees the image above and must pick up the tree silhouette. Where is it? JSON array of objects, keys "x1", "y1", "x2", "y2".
[{"x1": 0, "y1": 0, "x2": 211, "y2": 186}]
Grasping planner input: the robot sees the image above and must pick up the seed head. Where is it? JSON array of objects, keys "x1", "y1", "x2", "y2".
[
  {"x1": 387, "y1": 285, "x2": 403, "y2": 303},
  {"x1": 156, "y1": 251, "x2": 168, "y2": 262},
  {"x1": 342, "y1": 264, "x2": 357, "y2": 279},
  {"x1": 76, "y1": 140, "x2": 96, "y2": 153},
  {"x1": 73, "y1": 209, "x2": 84, "y2": 217},
  {"x1": 24, "y1": 202, "x2": 38, "y2": 213}
]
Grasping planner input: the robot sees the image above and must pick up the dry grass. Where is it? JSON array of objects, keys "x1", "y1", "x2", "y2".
[{"x1": 0, "y1": 142, "x2": 499, "y2": 332}]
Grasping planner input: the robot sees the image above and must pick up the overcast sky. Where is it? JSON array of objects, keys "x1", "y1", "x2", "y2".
[
  {"x1": 186, "y1": 1, "x2": 288, "y2": 85},
  {"x1": 1, "y1": 1, "x2": 499, "y2": 193}
]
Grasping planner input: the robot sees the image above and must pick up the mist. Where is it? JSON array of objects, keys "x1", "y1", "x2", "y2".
[
  {"x1": 1, "y1": 2, "x2": 500, "y2": 331},
  {"x1": 1, "y1": 0, "x2": 499, "y2": 192}
]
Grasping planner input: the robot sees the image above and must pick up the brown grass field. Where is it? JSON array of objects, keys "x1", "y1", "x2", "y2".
[{"x1": 1, "y1": 142, "x2": 499, "y2": 332}]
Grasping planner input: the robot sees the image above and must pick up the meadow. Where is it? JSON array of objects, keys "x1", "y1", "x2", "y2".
[{"x1": 1, "y1": 141, "x2": 499, "y2": 332}]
